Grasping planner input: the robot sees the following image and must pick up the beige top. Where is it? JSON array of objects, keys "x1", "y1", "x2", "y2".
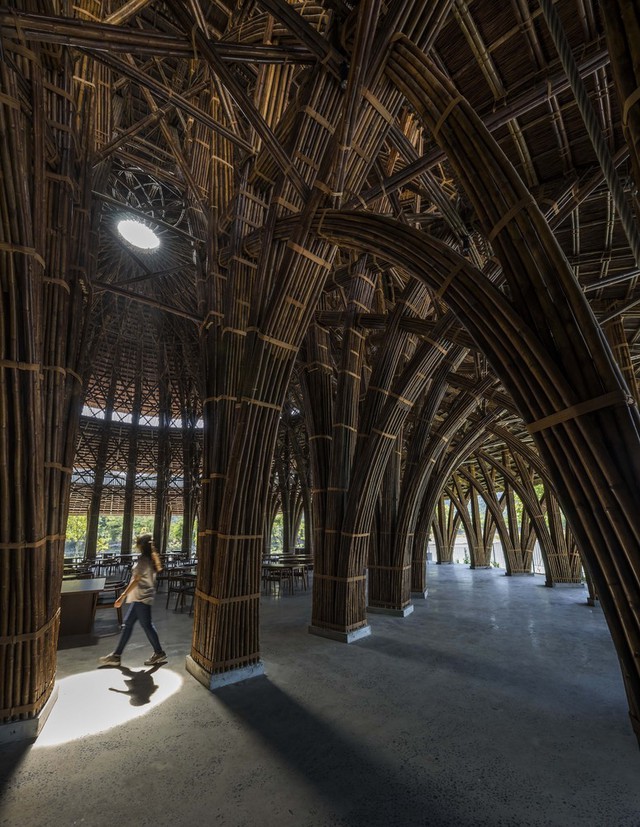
[{"x1": 125, "y1": 557, "x2": 157, "y2": 605}]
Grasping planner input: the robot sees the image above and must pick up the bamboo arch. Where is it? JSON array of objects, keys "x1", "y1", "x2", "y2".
[{"x1": 280, "y1": 204, "x2": 640, "y2": 744}]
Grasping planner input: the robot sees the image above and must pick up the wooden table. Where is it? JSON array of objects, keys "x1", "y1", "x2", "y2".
[{"x1": 59, "y1": 577, "x2": 106, "y2": 637}]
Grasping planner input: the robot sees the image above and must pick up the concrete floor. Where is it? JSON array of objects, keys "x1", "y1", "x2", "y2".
[{"x1": 1, "y1": 564, "x2": 640, "y2": 827}]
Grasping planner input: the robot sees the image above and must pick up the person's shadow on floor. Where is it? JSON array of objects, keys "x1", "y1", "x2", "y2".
[{"x1": 109, "y1": 665, "x2": 160, "y2": 706}]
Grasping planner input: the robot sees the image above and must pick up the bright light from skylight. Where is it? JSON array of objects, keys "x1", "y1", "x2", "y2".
[
  {"x1": 117, "y1": 219, "x2": 160, "y2": 250},
  {"x1": 34, "y1": 667, "x2": 183, "y2": 747}
]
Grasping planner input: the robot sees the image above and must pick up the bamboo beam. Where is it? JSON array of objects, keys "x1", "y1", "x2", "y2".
[
  {"x1": 0, "y1": 11, "x2": 314, "y2": 63},
  {"x1": 83, "y1": 49, "x2": 254, "y2": 153},
  {"x1": 167, "y1": 0, "x2": 310, "y2": 201},
  {"x1": 351, "y1": 40, "x2": 610, "y2": 209},
  {"x1": 93, "y1": 282, "x2": 202, "y2": 323}
]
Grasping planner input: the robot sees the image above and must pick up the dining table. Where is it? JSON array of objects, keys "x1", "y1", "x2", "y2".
[{"x1": 59, "y1": 576, "x2": 106, "y2": 637}]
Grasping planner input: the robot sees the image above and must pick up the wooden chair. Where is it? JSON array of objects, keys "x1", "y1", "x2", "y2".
[
  {"x1": 166, "y1": 573, "x2": 195, "y2": 614},
  {"x1": 96, "y1": 579, "x2": 127, "y2": 626},
  {"x1": 262, "y1": 565, "x2": 294, "y2": 596},
  {"x1": 281, "y1": 557, "x2": 310, "y2": 591}
]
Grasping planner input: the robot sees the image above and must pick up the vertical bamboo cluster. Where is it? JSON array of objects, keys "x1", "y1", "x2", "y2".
[
  {"x1": 0, "y1": 29, "x2": 49, "y2": 726},
  {"x1": 399, "y1": 391, "x2": 494, "y2": 590},
  {"x1": 179, "y1": 374, "x2": 201, "y2": 558},
  {"x1": 462, "y1": 471, "x2": 493, "y2": 567},
  {"x1": 85, "y1": 365, "x2": 119, "y2": 559},
  {"x1": 1, "y1": 10, "x2": 94, "y2": 724},
  {"x1": 121, "y1": 354, "x2": 143, "y2": 555},
  {"x1": 545, "y1": 491, "x2": 583, "y2": 584},
  {"x1": 153, "y1": 341, "x2": 172, "y2": 554},
  {"x1": 307, "y1": 258, "x2": 377, "y2": 632},
  {"x1": 190, "y1": 7, "x2": 319, "y2": 676},
  {"x1": 446, "y1": 475, "x2": 490, "y2": 569},
  {"x1": 431, "y1": 498, "x2": 459, "y2": 563}
]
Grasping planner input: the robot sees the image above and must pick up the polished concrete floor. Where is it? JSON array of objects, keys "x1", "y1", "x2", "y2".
[{"x1": 1, "y1": 564, "x2": 640, "y2": 827}]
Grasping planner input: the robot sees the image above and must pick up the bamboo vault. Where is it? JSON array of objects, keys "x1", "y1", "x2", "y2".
[{"x1": 1, "y1": 0, "x2": 640, "y2": 749}]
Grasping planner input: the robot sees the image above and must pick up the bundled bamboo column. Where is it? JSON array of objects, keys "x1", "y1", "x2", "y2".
[
  {"x1": 121, "y1": 356, "x2": 143, "y2": 556},
  {"x1": 153, "y1": 343, "x2": 172, "y2": 555},
  {"x1": 189, "y1": 28, "x2": 342, "y2": 679},
  {"x1": 186, "y1": 0, "x2": 456, "y2": 673},
  {"x1": 447, "y1": 475, "x2": 489, "y2": 568},
  {"x1": 467, "y1": 471, "x2": 492, "y2": 568},
  {"x1": 367, "y1": 427, "x2": 411, "y2": 613},
  {"x1": 1, "y1": 15, "x2": 94, "y2": 728},
  {"x1": 179, "y1": 381, "x2": 201, "y2": 559},
  {"x1": 433, "y1": 497, "x2": 458, "y2": 563},
  {"x1": 271, "y1": 426, "x2": 305, "y2": 555},
  {"x1": 394, "y1": 388, "x2": 493, "y2": 589},
  {"x1": 306, "y1": 257, "x2": 377, "y2": 635},
  {"x1": 503, "y1": 480, "x2": 530, "y2": 574},
  {"x1": 545, "y1": 489, "x2": 583, "y2": 584},
  {"x1": 85, "y1": 368, "x2": 119, "y2": 560}
]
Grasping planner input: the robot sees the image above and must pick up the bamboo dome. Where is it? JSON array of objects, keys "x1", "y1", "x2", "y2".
[{"x1": 1, "y1": 0, "x2": 640, "y2": 749}]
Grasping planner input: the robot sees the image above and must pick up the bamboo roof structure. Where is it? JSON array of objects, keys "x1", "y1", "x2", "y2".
[{"x1": 1, "y1": 0, "x2": 640, "y2": 750}]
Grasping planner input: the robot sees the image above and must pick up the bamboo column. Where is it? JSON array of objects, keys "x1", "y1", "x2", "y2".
[
  {"x1": 85, "y1": 369, "x2": 119, "y2": 560},
  {"x1": 447, "y1": 475, "x2": 489, "y2": 568},
  {"x1": 306, "y1": 257, "x2": 377, "y2": 637},
  {"x1": 503, "y1": 479, "x2": 530, "y2": 574},
  {"x1": 0, "y1": 13, "x2": 94, "y2": 732},
  {"x1": 153, "y1": 343, "x2": 172, "y2": 555},
  {"x1": 368, "y1": 428, "x2": 410, "y2": 614},
  {"x1": 187, "y1": 0, "x2": 455, "y2": 678},
  {"x1": 433, "y1": 497, "x2": 459, "y2": 563},
  {"x1": 121, "y1": 356, "x2": 143, "y2": 556},
  {"x1": 545, "y1": 489, "x2": 583, "y2": 585},
  {"x1": 180, "y1": 386, "x2": 201, "y2": 559},
  {"x1": 468, "y1": 471, "x2": 492, "y2": 567}
]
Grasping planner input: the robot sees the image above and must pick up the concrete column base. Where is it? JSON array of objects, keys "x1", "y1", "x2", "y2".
[
  {"x1": 308, "y1": 624, "x2": 371, "y2": 643},
  {"x1": 411, "y1": 590, "x2": 428, "y2": 600},
  {"x1": 367, "y1": 604, "x2": 414, "y2": 617},
  {"x1": 185, "y1": 655, "x2": 265, "y2": 690},
  {"x1": 0, "y1": 685, "x2": 59, "y2": 745}
]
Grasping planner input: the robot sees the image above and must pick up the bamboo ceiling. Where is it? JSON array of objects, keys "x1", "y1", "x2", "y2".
[{"x1": 2, "y1": 0, "x2": 637, "y2": 506}]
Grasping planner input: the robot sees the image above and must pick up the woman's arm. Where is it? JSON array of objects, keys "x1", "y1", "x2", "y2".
[
  {"x1": 114, "y1": 574, "x2": 139, "y2": 608},
  {"x1": 151, "y1": 550, "x2": 163, "y2": 572}
]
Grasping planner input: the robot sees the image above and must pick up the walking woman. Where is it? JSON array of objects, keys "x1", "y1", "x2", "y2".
[{"x1": 99, "y1": 533, "x2": 167, "y2": 667}]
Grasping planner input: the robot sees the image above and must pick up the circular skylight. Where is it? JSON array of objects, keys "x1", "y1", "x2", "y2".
[{"x1": 117, "y1": 219, "x2": 160, "y2": 250}]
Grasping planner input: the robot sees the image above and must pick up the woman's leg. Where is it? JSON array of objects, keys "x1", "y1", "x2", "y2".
[
  {"x1": 113, "y1": 603, "x2": 139, "y2": 655},
  {"x1": 136, "y1": 603, "x2": 164, "y2": 654}
]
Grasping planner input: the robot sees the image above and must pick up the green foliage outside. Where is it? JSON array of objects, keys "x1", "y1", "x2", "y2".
[
  {"x1": 268, "y1": 513, "x2": 305, "y2": 555},
  {"x1": 64, "y1": 513, "x2": 194, "y2": 556},
  {"x1": 270, "y1": 513, "x2": 284, "y2": 554}
]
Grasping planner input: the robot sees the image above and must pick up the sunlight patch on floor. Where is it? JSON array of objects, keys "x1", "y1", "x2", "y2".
[{"x1": 34, "y1": 666, "x2": 183, "y2": 747}]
